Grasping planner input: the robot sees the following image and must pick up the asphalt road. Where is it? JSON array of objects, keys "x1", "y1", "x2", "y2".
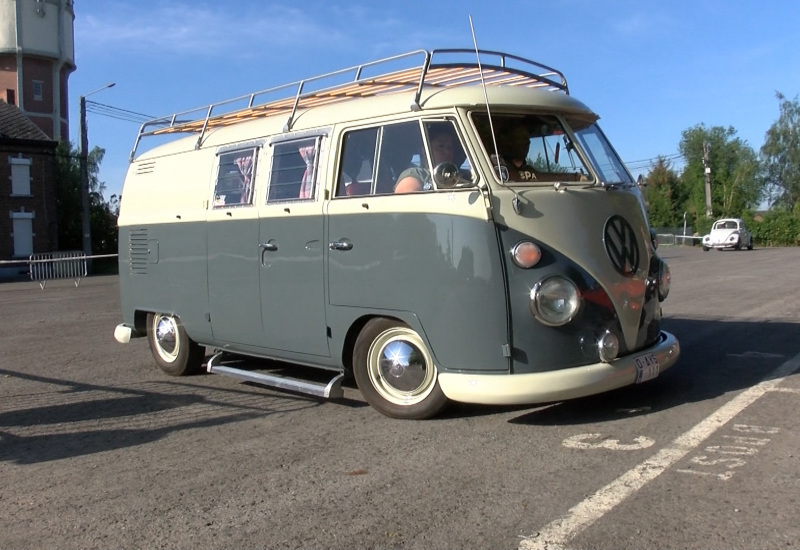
[{"x1": 1, "y1": 245, "x2": 798, "y2": 550}]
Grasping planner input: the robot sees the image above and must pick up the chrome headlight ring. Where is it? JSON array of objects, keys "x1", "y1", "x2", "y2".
[{"x1": 530, "y1": 276, "x2": 582, "y2": 326}]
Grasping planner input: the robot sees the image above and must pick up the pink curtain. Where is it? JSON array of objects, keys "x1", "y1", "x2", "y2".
[
  {"x1": 298, "y1": 145, "x2": 316, "y2": 199},
  {"x1": 234, "y1": 155, "x2": 253, "y2": 203}
]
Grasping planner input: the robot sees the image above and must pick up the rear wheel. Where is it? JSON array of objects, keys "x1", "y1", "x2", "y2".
[
  {"x1": 353, "y1": 318, "x2": 448, "y2": 419},
  {"x1": 146, "y1": 312, "x2": 204, "y2": 376},
  {"x1": 702, "y1": 245, "x2": 709, "y2": 251}
]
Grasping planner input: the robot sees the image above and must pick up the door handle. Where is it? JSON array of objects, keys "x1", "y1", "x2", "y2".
[
  {"x1": 259, "y1": 242, "x2": 278, "y2": 251},
  {"x1": 329, "y1": 240, "x2": 353, "y2": 251}
]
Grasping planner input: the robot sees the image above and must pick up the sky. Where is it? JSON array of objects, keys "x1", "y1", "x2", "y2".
[{"x1": 68, "y1": 0, "x2": 800, "y2": 201}]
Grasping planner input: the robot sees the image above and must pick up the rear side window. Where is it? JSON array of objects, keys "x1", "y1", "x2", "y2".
[
  {"x1": 213, "y1": 148, "x2": 257, "y2": 207},
  {"x1": 267, "y1": 137, "x2": 321, "y2": 202}
]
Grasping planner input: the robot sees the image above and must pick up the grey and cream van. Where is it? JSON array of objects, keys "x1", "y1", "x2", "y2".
[{"x1": 114, "y1": 49, "x2": 680, "y2": 419}]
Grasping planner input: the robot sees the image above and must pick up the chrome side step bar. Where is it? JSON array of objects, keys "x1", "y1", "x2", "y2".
[{"x1": 206, "y1": 352, "x2": 344, "y2": 399}]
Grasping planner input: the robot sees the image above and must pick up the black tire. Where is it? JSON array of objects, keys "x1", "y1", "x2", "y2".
[
  {"x1": 747, "y1": 239, "x2": 753, "y2": 250},
  {"x1": 146, "y1": 312, "x2": 204, "y2": 376},
  {"x1": 702, "y1": 246, "x2": 709, "y2": 251},
  {"x1": 353, "y1": 318, "x2": 448, "y2": 420}
]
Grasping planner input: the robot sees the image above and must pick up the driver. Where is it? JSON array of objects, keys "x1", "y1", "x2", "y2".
[{"x1": 394, "y1": 126, "x2": 455, "y2": 193}]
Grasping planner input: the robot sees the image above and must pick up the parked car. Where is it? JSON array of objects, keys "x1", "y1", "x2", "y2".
[{"x1": 702, "y1": 218, "x2": 753, "y2": 251}]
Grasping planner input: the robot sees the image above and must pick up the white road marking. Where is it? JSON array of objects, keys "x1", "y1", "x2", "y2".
[
  {"x1": 562, "y1": 433, "x2": 655, "y2": 451},
  {"x1": 519, "y1": 351, "x2": 800, "y2": 550}
]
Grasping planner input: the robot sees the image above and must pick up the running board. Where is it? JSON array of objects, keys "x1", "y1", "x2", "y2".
[{"x1": 206, "y1": 352, "x2": 344, "y2": 399}]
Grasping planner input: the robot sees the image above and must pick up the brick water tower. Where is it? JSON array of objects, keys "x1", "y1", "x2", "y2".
[{"x1": 0, "y1": 0, "x2": 76, "y2": 141}]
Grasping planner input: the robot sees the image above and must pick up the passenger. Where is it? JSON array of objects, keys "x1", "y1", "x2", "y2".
[
  {"x1": 394, "y1": 127, "x2": 455, "y2": 193},
  {"x1": 499, "y1": 124, "x2": 537, "y2": 182}
]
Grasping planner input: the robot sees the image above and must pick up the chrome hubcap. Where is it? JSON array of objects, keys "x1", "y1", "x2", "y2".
[
  {"x1": 153, "y1": 315, "x2": 179, "y2": 361},
  {"x1": 367, "y1": 327, "x2": 437, "y2": 405}
]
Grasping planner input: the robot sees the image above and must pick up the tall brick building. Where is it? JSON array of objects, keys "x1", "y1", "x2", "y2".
[
  {"x1": 0, "y1": 0, "x2": 75, "y2": 275},
  {"x1": 0, "y1": 99, "x2": 58, "y2": 264}
]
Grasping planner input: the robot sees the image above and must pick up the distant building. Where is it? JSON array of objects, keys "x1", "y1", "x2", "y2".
[
  {"x1": 0, "y1": 0, "x2": 74, "y2": 275},
  {"x1": 0, "y1": 0, "x2": 76, "y2": 141},
  {"x1": 0, "y1": 99, "x2": 58, "y2": 272}
]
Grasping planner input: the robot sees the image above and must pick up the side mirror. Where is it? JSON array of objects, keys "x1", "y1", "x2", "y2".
[{"x1": 433, "y1": 162, "x2": 473, "y2": 189}]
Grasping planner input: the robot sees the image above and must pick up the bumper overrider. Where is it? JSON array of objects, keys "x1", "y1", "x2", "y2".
[{"x1": 437, "y1": 330, "x2": 680, "y2": 405}]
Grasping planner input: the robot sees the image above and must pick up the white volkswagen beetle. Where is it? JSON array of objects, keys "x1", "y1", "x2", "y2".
[{"x1": 702, "y1": 218, "x2": 753, "y2": 251}]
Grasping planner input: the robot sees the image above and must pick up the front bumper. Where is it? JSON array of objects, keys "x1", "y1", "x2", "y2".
[{"x1": 437, "y1": 331, "x2": 680, "y2": 405}]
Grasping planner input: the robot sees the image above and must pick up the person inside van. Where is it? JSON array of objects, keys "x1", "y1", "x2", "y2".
[
  {"x1": 394, "y1": 125, "x2": 456, "y2": 193},
  {"x1": 498, "y1": 123, "x2": 537, "y2": 182}
]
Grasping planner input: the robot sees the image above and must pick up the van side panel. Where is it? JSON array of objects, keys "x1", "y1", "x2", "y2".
[
  {"x1": 118, "y1": 153, "x2": 213, "y2": 342},
  {"x1": 326, "y1": 190, "x2": 509, "y2": 374},
  {"x1": 118, "y1": 221, "x2": 211, "y2": 341}
]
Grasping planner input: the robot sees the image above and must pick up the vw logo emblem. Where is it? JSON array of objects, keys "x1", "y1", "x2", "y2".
[{"x1": 604, "y1": 216, "x2": 639, "y2": 276}]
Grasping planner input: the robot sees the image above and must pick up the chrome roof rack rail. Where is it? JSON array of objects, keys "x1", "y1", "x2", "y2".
[{"x1": 129, "y1": 48, "x2": 568, "y2": 161}]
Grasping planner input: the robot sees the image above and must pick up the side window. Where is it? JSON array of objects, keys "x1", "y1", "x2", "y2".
[
  {"x1": 10, "y1": 158, "x2": 32, "y2": 196},
  {"x1": 377, "y1": 122, "x2": 424, "y2": 194},
  {"x1": 268, "y1": 137, "x2": 320, "y2": 202},
  {"x1": 335, "y1": 120, "x2": 474, "y2": 197},
  {"x1": 214, "y1": 148, "x2": 257, "y2": 207},
  {"x1": 336, "y1": 128, "x2": 378, "y2": 197}
]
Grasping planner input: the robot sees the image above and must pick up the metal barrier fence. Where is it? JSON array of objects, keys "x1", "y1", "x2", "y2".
[
  {"x1": 28, "y1": 251, "x2": 87, "y2": 289},
  {"x1": 0, "y1": 252, "x2": 119, "y2": 288},
  {"x1": 656, "y1": 234, "x2": 703, "y2": 247}
]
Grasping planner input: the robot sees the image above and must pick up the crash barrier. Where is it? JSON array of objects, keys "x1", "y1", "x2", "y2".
[
  {"x1": 656, "y1": 234, "x2": 703, "y2": 246},
  {"x1": 28, "y1": 251, "x2": 87, "y2": 289}
]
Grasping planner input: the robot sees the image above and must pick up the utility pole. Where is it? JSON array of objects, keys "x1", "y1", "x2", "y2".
[
  {"x1": 79, "y1": 82, "x2": 115, "y2": 258},
  {"x1": 702, "y1": 141, "x2": 712, "y2": 218}
]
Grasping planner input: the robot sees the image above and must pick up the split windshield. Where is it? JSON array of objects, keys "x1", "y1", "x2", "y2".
[{"x1": 472, "y1": 113, "x2": 633, "y2": 187}]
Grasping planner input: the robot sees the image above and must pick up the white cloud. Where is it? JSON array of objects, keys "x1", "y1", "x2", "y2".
[
  {"x1": 76, "y1": 2, "x2": 356, "y2": 59},
  {"x1": 74, "y1": 2, "x2": 426, "y2": 62}
]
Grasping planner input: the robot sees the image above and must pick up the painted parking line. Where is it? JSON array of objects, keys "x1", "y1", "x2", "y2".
[{"x1": 519, "y1": 351, "x2": 800, "y2": 550}]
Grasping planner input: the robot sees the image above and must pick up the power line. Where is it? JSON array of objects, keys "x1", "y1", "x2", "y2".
[
  {"x1": 624, "y1": 152, "x2": 683, "y2": 171},
  {"x1": 86, "y1": 100, "x2": 154, "y2": 124}
]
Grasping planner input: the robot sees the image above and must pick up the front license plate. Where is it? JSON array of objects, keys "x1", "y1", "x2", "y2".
[{"x1": 634, "y1": 353, "x2": 660, "y2": 383}]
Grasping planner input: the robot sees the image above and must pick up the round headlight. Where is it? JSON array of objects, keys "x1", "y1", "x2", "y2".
[
  {"x1": 530, "y1": 276, "x2": 582, "y2": 326},
  {"x1": 598, "y1": 331, "x2": 620, "y2": 363},
  {"x1": 511, "y1": 241, "x2": 542, "y2": 268},
  {"x1": 658, "y1": 260, "x2": 671, "y2": 301}
]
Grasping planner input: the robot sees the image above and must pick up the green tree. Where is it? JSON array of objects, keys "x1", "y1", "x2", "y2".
[
  {"x1": 678, "y1": 125, "x2": 763, "y2": 224},
  {"x1": 54, "y1": 141, "x2": 118, "y2": 257},
  {"x1": 761, "y1": 92, "x2": 800, "y2": 212},
  {"x1": 644, "y1": 157, "x2": 682, "y2": 227}
]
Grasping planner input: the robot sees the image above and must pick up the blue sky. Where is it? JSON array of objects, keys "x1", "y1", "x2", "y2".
[{"x1": 69, "y1": 0, "x2": 800, "y2": 200}]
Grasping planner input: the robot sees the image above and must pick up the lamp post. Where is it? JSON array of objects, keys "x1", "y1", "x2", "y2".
[{"x1": 79, "y1": 82, "x2": 115, "y2": 258}]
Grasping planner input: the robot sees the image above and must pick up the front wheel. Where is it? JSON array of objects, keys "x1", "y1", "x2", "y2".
[
  {"x1": 353, "y1": 318, "x2": 448, "y2": 419},
  {"x1": 702, "y1": 245, "x2": 709, "y2": 251},
  {"x1": 146, "y1": 312, "x2": 204, "y2": 376}
]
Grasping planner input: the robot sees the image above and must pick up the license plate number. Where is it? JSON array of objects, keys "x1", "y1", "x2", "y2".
[{"x1": 635, "y1": 353, "x2": 660, "y2": 383}]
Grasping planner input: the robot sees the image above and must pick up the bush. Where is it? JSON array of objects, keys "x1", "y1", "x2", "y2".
[{"x1": 752, "y1": 212, "x2": 800, "y2": 246}]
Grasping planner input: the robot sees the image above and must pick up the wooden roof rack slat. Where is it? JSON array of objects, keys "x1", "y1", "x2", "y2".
[{"x1": 130, "y1": 48, "x2": 568, "y2": 160}]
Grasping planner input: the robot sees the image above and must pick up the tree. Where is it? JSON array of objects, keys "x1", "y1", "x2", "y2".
[
  {"x1": 54, "y1": 141, "x2": 118, "y2": 258},
  {"x1": 644, "y1": 157, "x2": 682, "y2": 227},
  {"x1": 678, "y1": 125, "x2": 763, "y2": 224},
  {"x1": 761, "y1": 92, "x2": 800, "y2": 212}
]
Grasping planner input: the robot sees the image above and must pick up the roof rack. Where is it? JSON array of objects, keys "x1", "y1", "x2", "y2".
[{"x1": 129, "y1": 48, "x2": 568, "y2": 161}]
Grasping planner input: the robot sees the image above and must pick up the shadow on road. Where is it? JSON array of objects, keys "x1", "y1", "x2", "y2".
[{"x1": 0, "y1": 367, "x2": 327, "y2": 465}]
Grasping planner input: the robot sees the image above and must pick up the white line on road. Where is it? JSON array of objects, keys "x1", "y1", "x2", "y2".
[{"x1": 519, "y1": 351, "x2": 800, "y2": 550}]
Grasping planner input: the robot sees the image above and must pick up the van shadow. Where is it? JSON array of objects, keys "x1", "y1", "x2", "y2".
[
  {"x1": 506, "y1": 317, "x2": 799, "y2": 426},
  {"x1": 0, "y1": 368, "x2": 327, "y2": 465}
]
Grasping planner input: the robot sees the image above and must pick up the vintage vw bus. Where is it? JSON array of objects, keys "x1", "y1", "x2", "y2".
[{"x1": 114, "y1": 49, "x2": 679, "y2": 419}]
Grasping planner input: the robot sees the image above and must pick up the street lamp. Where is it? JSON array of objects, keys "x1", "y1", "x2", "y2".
[{"x1": 79, "y1": 82, "x2": 115, "y2": 258}]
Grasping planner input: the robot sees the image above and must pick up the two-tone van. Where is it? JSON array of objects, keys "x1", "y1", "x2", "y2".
[{"x1": 114, "y1": 49, "x2": 680, "y2": 419}]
